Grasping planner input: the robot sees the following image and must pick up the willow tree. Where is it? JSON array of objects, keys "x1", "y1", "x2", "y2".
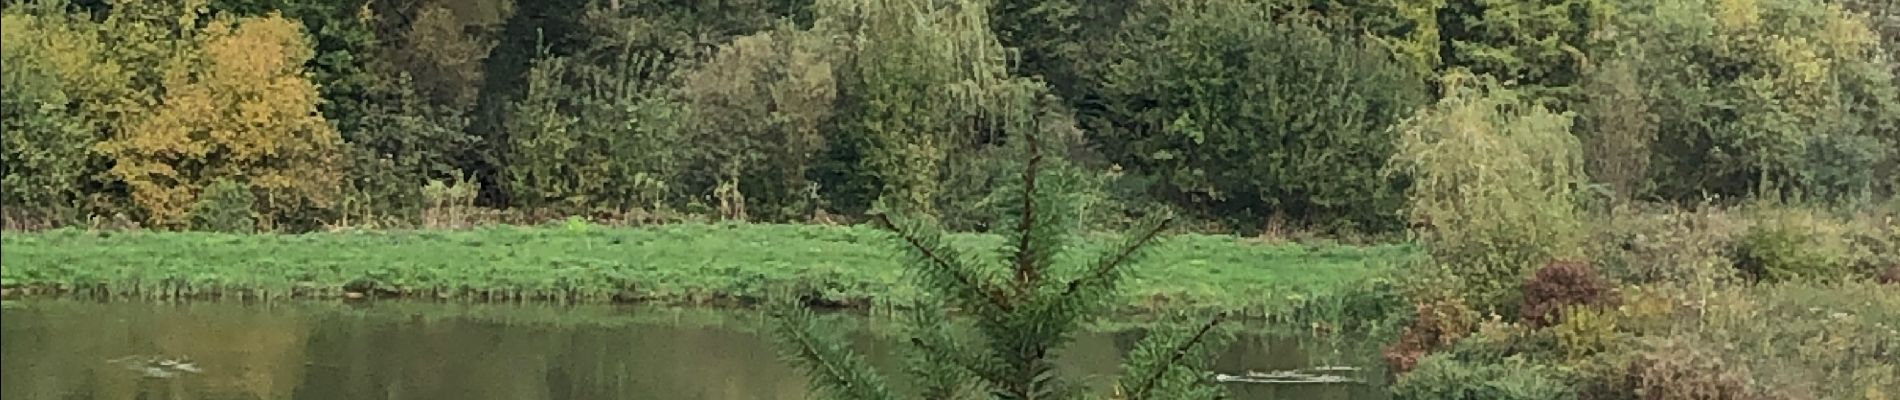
[
  {"x1": 767, "y1": 86, "x2": 1227, "y2": 400},
  {"x1": 1384, "y1": 73, "x2": 1587, "y2": 312},
  {"x1": 813, "y1": 0, "x2": 1052, "y2": 217}
]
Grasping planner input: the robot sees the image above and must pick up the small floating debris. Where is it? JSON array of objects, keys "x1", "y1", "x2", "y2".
[
  {"x1": 1215, "y1": 368, "x2": 1364, "y2": 384},
  {"x1": 107, "y1": 355, "x2": 201, "y2": 378}
]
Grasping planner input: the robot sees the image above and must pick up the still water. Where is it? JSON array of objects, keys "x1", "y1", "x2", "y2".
[{"x1": 1, "y1": 300, "x2": 1390, "y2": 400}]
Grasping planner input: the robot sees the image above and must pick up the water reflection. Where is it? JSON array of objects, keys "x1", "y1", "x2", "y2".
[{"x1": 1, "y1": 300, "x2": 1389, "y2": 399}]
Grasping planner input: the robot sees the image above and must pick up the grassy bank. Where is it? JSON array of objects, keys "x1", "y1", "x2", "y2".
[{"x1": 0, "y1": 222, "x2": 1414, "y2": 317}]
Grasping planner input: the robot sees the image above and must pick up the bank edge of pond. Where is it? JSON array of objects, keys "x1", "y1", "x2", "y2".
[{"x1": 0, "y1": 223, "x2": 1418, "y2": 321}]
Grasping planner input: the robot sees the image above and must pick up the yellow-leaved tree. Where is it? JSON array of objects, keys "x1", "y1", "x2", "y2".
[{"x1": 98, "y1": 13, "x2": 342, "y2": 229}]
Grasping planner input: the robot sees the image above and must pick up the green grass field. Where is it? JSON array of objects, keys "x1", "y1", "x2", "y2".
[{"x1": 0, "y1": 222, "x2": 1415, "y2": 316}]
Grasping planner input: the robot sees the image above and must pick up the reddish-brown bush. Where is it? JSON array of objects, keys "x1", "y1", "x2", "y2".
[
  {"x1": 1382, "y1": 298, "x2": 1478, "y2": 374},
  {"x1": 1878, "y1": 265, "x2": 1900, "y2": 285},
  {"x1": 1520, "y1": 261, "x2": 1617, "y2": 328},
  {"x1": 1612, "y1": 341, "x2": 1763, "y2": 400}
]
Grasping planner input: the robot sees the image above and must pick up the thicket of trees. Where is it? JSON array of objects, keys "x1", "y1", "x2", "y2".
[{"x1": 2, "y1": 0, "x2": 1895, "y2": 233}]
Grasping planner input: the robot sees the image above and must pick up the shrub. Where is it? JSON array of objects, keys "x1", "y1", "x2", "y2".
[
  {"x1": 1799, "y1": 133, "x2": 1891, "y2": 204},
  {"x1": 1588, "y1": 204, "x2": 1748, "y2": 287},
  {"x1": 1708, "y1": 282, "x2": 1900, "y2": 398},
  {"x1": 502, "y1": 52, "x2": 685, "y2": 211},
  {"x1": 1732, "y1": 207, "x2": 1853, "y2": 282},
  {"x1": 1604, "y1": 340, "x2": 1762, "y2": 400},
  {"x1": 1385, "y1": 74, "x2": 1588, "y2": 312},
  {"x1": 1392, "y1": 354, "x2": 1576, "y2": 400},
  {"x1": 190, "y1": 179, "x2": 256, "y2": 234},
  {"x1": 0, "y1": 9, "x2": 118, "y2": 222},
  {"x1": 1519, "y1": 261, "x2": 1616, "y2": 328},
  {"x1": 421, "y1": 173, "x2": 481, "y2": 229},
  {"x1": 1451, "y1": 319, "x2": 1566, "y2": 364},
  {"x1": 1550, "y1": 306, "x2": 1621, "y2": 363},
  {"x1": 677, "y1": 25, "x2": 839, "y2": 222},
  {"x1": 1576, "y1": 56, "x2": 1656, "y2": 202},
  {"x1": 335, "y1": 65, "x2": 474, "y2": 227},
  {"x1": 1622, "y1": 0, "x2": 1900, "y2": 200},
  {"x1": 99, "y1": 12, "x2": 344, "y2": 229},
  {"x1": 1842, "y1": 208, "x2": 1900, "y2": 280},
  {"x1": 1097, "y1": 0, "x2": 1430, "y2": 232},
  {"x1": 1384, "y1": 297, "x2": 1480, "y2": 374},
  {"x1": 1594, "y1": 282, "x2": 1900, "y2": 399}
]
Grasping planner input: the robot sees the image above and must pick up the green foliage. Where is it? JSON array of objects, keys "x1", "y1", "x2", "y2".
[
  {"x1": 1115, "y1": 314, "x2": 1231, "y2": 399},
  {"x1": 1798, "y1": 133, "x2": 1890, "y2": 203},
  {"x1": 1580, "y1": 283, "x2": 1900, "y2": 399},
  {"x1": 501, "y1": 55, "x2": 582, "y2": 208},
  {"x1": 389, "y1": 3, "x2": 502, "y2": 111},
  {"x1": 1517, "y1": 261, "x2": 1614, "y2": 328},
  {"x1": 1098, "y1": 0, "x2": 1430, "y2": 232},
  {"x1": 677, "y1": 24, "x2": 839, "y2": 221},
  {"x1": 501, "y1": 47, "x2": 685, "y2": 211},
  {"x1": 1548, "y1": 305, "x2": 1618, "y2": 362},
  {"x1": 1587, "y1": 204, "x2": 1749, "y2": 287},
  {"x1": 769, "y1": 303, "x2": 898, "y2": 400},
  {"x1": 1837, "y1": 0, "x2": 1898, "y2": 85},
  {"x1": 1385, "y1": 74, "x2": 1588, "y2": 312},
  {"x1": 1732, "y1": 207, "x2": 1854, "y2": 282},
  {"x1": 767, "y1": 93, "x2": 1228, "y2": 399},
  {"x1": 1391, "y1": 319, "x2": 1577, "y2": 399},
  {"x1": 336, "y1": 65, "x2": 474, "y2": 224},
  {"x1": 2, "y1": 0, "x2": 1894, "y2": 250},
  {"x1": 1392, "y1": 354, "x2": 1576, "y2": 400},
  {"x1": 1437, "y1": 0, "x2": 1609, "y2": 104},
  {"x1": 815, "y1": 0, "x2": 1052, "y2": 216},
  {"x1": 1309, "y1": 0, "x2": 1448, "y2": 78},
  {"x1": 1575, "y1": 55, "x2": 1656, "y2": 202},
  {"x1": 190, "y1": 179, "x2": 257, "y2": 233},
  {"x1": 420, "y1": 172, "x2": 481, "y2": 229},
  {"x1": 1619, "y1": 0, "x2": 1900, "y2": 200},
  {"x1": 0, "y1": 7, "x2": 117, "y2": 221},
  {"x1": 93, "y1": 8, "x2": 345, "y2": 229}
]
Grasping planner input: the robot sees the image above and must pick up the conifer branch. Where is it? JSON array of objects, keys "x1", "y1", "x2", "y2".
[
  {"x1": 907, "y1": 336, "x2": 1003, "y2": 390},
  {"x1": 1064, "y1": 215, "x2": 1173, "y2": 297},
  {"x1": 871, "y1": 212, "x2": 1013, "y2": 311},
  {"x1": 1012, "y1": 129, "x2": 1045, "y2": 289},
  {"x1": 1127, "y1": 312, "x2": 1227, "y2": 400},
  {"x1": 768, "y1": 305, "x2": 896, "y2": 400}
]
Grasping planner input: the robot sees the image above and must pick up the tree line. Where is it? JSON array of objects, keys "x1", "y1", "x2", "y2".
[{"x1": 3, "y1": 0, "x2": 1895, "y2": 233}]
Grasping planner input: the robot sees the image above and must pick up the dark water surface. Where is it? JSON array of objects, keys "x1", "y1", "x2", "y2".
[{"x1": 1, "y1": 300, "x2": 1390, "y2": 399}]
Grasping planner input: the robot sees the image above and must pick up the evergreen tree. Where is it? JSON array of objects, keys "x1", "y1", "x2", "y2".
[{"x1": 766, "y1": 94, "x2": 1229, "y2": 400}]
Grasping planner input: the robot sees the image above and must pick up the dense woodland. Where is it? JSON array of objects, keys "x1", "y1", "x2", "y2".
[
  {"x1": 4, "y1": 1, "x2": 1900, "y2": 398},
  {"x1": 2, "y1": 0, "x2": 1897, "y2": 233}
]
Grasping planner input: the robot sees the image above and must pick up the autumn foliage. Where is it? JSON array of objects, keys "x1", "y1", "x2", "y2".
[
  {"x1": 1383, "y1": 297, "x2": 1479, "y2": 374},
  {"x1": 97, "y1": 13, "x2": 342, "y2": 228}
]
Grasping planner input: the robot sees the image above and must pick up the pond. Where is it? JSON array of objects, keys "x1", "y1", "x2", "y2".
[{"x1": 1, "y1": 300, "x2": 1391, "y2": 399}]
